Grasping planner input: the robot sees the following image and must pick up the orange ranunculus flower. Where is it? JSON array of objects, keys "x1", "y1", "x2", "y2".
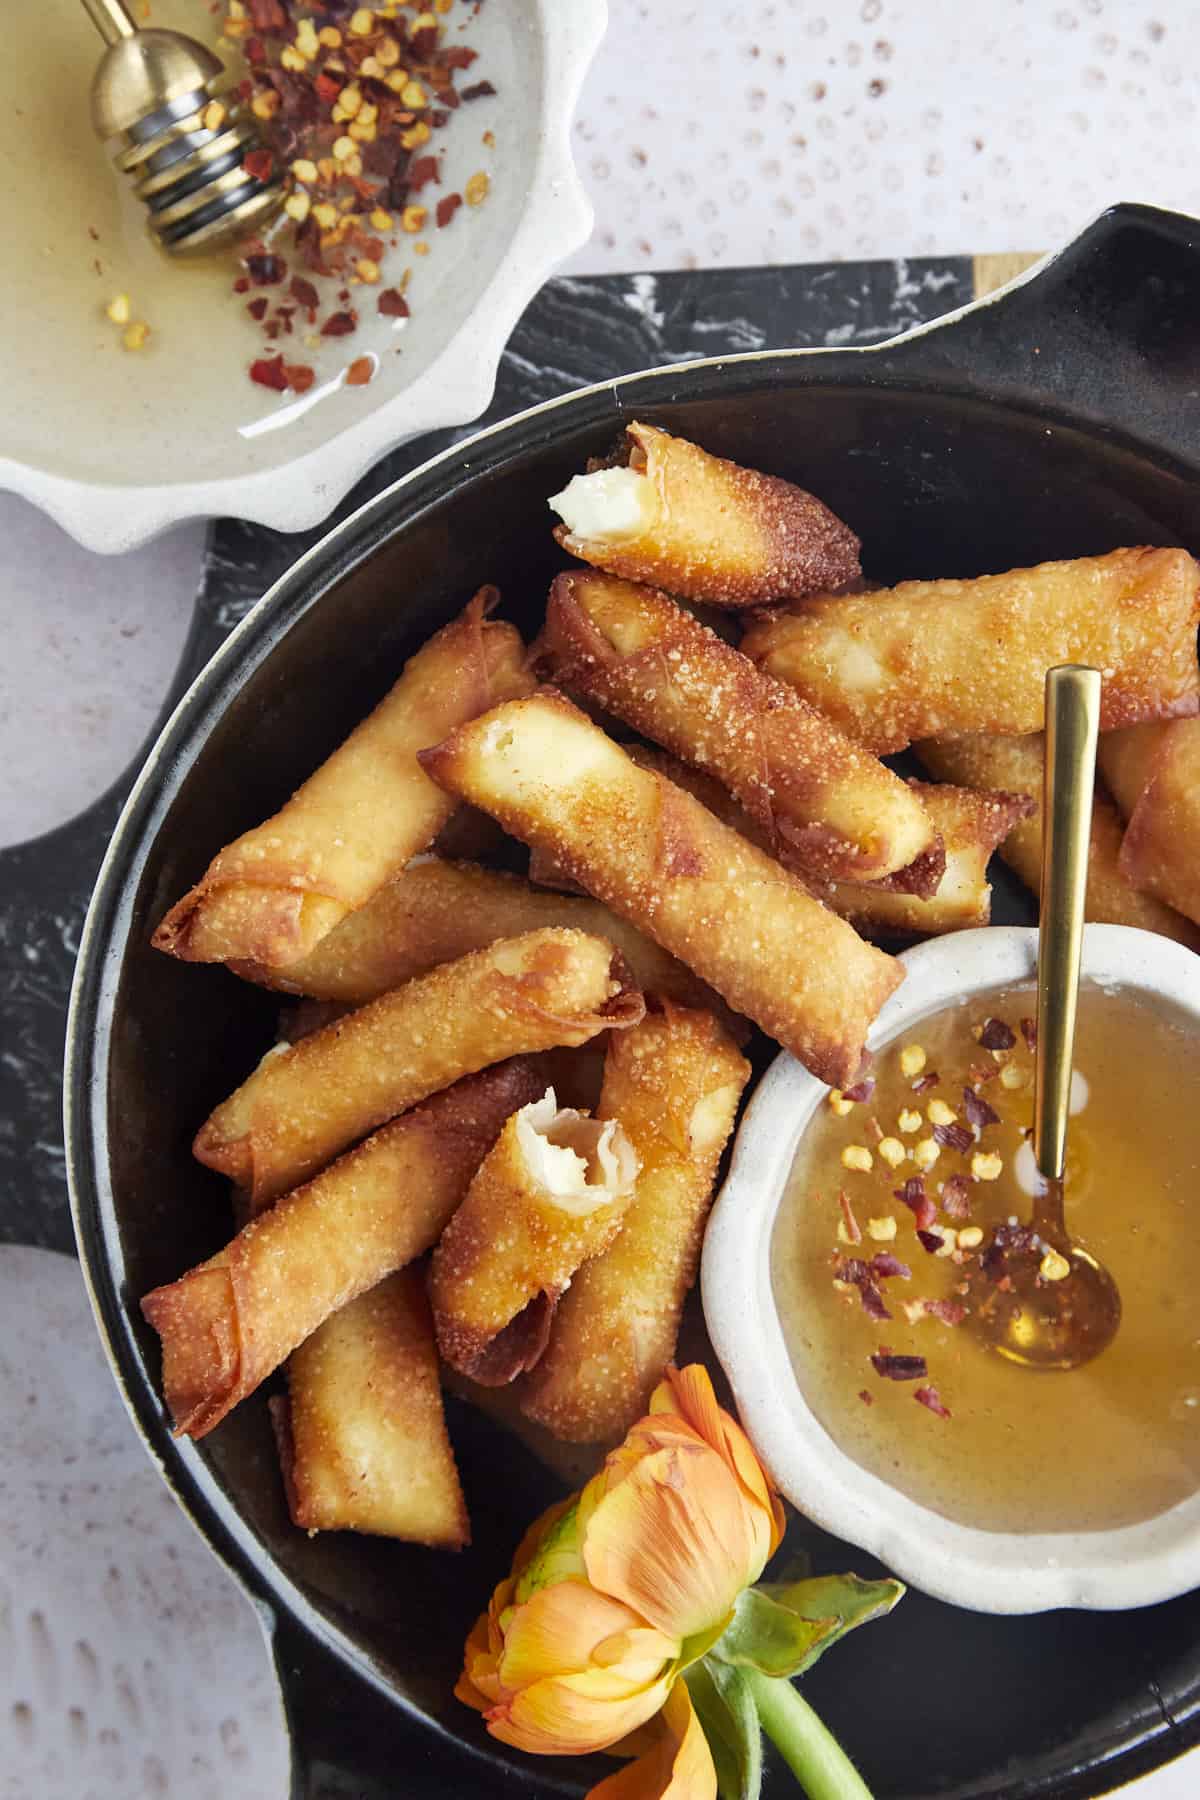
[{"x1": 457, "y1": 1364, "x2": 785, "y2": 1798}]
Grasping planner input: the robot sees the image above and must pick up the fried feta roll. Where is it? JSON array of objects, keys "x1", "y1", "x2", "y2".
[
  {"x1": 271, "y1": 1269, "x2": 469, "y2": 1547},
  {"x1": 521, "y1": 1006, "x2": 750, "y2": 1442},
  {"x1": 193, "y1": 928, "x2": 644, "y2": 1208},
  {"x1": 231, "y1": 855, "x2": 725, "y2": 1017},
  {"x1": 418, "y1": 689, "x2": 903, "y2": 1086},
  {"x1": 142, "y1": 1061, "x2": 544, "y2": 1439},
  {"x1": 535, "y1": 569, "x2": 937, "y2": 887},
  {"x1": 815, "y1": 782, "x2": 1035, "y2": 938},
  {"x1": 742, "y1": 548, "x2": 1200, "y2": 752},
  {"x1": 430, "y1": 1088, "x2": 640, "y2": 1386},
  {"x1": 917, "y1": 733, "x2": 1200, "y2": 950},
  {"x1": 548, "y1": 420, "x2": 860, "y2": 608},
  {"x1": 153, "y1": 589, "x2": 532, "y2": 971},
  {"x1": 1099, "y1": 720, "x2": 1200, "y2": 927}
]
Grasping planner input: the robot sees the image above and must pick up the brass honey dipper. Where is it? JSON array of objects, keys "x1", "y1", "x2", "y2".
[{"x1": 82, "y1": 0, "x2": 282, "y2": 253}]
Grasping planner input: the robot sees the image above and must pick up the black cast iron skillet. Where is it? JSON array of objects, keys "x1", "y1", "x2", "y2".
[{"x1": 66, "y1": 203, "x2": 1200, "y2": 1799}]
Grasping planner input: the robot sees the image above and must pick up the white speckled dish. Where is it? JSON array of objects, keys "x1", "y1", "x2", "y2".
[
  {"x1": 703, "y1": 924, "x2": 1200, "y2": 1615},
  {"x1": 0, "y1": 0, "x2": 605, "y2": 555}
]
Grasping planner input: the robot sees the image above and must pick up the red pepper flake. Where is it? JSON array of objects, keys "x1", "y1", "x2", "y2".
[
  {"x1": 940, "y1": 1174, "x2": 974, "y2": 1219},
  {"x1": 289, "y1": 275, "x2": 319, "y2": 311},
  {"x1": 248, "y1": 0, "x2": 286, "y2": 28},
  {"x1": 894, "y1": 1177, "x2": 936, "y2": 1232},
  {"x1": 233, "y1": 276, "x2": 250, "y2": 294},
  {"x1": 834, "y1": 1258, "x2": 891, "y2": 1321},
  {"x1": 871, "y1": 1352, "x2": 928, "y2": 1381},
  {"x1": 864, "y1": 1115, "x2": 884, "y2": 1146},
  {"x1": 321, "y1": 310, "x2": 358, "y2": 337},
  {"x1": 916, "y1": 1228, "x2": 945, "y2": 1255},
  {"x1": 443, "y1": 44, "x2": 479, "y2": 70},
  {"x1": 284, "y1": 364, "x2": 315, "y2": 393},
  {"x1": 1021, "y1": 1016, "x2": 1038, "y2": 1051},
  {"x1": 980, "y1": 1222, "x2": 1038, "y2": 1281},
  {"x1": 925, "y1": 1298, "x2": 967, "y2": 1326},
  {"x1": 979, "y1": 1017, "x2": 1016, "y2": 1051},
  {"x1": 838, "y1": 1190, "x2": 862, "y2": 1246},
  {"x1": 858, "y1": 1388, "x2": 874, "y2": 1406},
  {"x1": 245, "y1": 253, "x2": 286, "y2": 287},
  {"x1": 842, "y1": 1077, "x2": 876, "y2": 1104},
  {"x1": 249, "y1": 354, "x2": 290, "y2": 390},
  {"x1": 345, "y1": 355, "x2": 374, "y2": 386},
  {"x1": 461, "y1": 80, "x2": 497, "y2": 101},
  {"x1": 915, "y1": 1384, "x2": 952, "y2": 1419},
  {"x1": 244, "y1": 36, "x2": 266, "y2": 67},
  {"x1": 871, "y1": 1251, "x2": 911, "y2": 1281},
  {"x1": 933, "y1": 1121, "x2": 974, "y2": 1154},
  {"x1": 246, "y1": 297, "x2": 269, "y2": 321},
  {"x1": 407, "y1": 155, "x2": 442, "y2": 192},
  {"x1": 911, "y1": 1071, "x2": 939, "y2": 1093},
  {"x1": 244, "y1": 148, "x2": 275, "y2": 185},
  {"x1": 315, "y1": 71, "x2": 341, "y2": 104},
  {"x1": 962, "y1": 1086, "x2": 1000, "y2": 1130},
  {"x1": 968, "y1": 1059, "x2": 1000, "y2": 1087},
  {"x1": 377, "y1": 288, "x2": 410, "y2": 318},
  {"x1": 436, "y1": 192, "x2": 463, "y2": 228}
]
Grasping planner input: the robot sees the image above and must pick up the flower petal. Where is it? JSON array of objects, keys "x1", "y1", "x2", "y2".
[
  {"x1": 488, "y1": 1667, "x2": 675, "y2": 1756},
  {"x1": 655, "y1": 1366, "x2": 785, "y2": 1561},
  {"x1": 500, "y1": 1582, "x2": 675, "y2": 1695},
  {"x1": 585, "y1": 1680, "x2": 717, "y2": 1800},
  {"x1": 455, "y1": 1609, "x2": 500, "y2": 1712},
  {"x1": 582, "y1": 1443, "x2": 765, "y2": 1640}
]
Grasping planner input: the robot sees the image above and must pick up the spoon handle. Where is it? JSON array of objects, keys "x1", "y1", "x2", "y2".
[
  {"x1": 1034, "y1": 665, "x2": 1101, "y2": 1180},
  {"x1": 80, "y1": 0, "x2": 135, "y2": 46}
]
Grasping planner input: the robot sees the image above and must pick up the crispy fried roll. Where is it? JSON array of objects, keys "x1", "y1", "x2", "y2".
[
  {"x1": 742, "y1": 549, "x2": 1200, "y2": 752},
  {"x1": 153, "y1": 590, "x2": 532, "y2": 970},
  {"x1": 271, "y1": 1269, "x2": 469, "y2": 1546},
  {"x1": 534, "y1": 748, "x2": 1012, "y2": 938},
  {"x1": 194, "y1": 928, "x2": 644, "y2": 1207},
  {"x1": 430, "y1": 1089, "x2": 640, "y2": 1385},
  {"x1": 143, "y1": 1061, "x2": 543, "y2": 1439},
  {"x1": 231, "y1": 856, "x2": 724, "y2": 1016},
  {"x1": 521, "y1": 1006, "x2": 750, "y2": 1442},
  {"x1": 535, "y1": 569, "x2": 937, "y2": 886},
  {"x1": 548, "y1": 420, "x2": 860, "y2": 608},
  {"x1": 1101, "y1": 719, "x2": 1200, "y2": 927},
  {"x1": 418, "y1": 689, "x2": 903, "y2": 1085},
  {"x1": 917, "y1": 733, "x2": 1200, "y2": 949},
  {"x1": 816, "y1": 783, "x2": 1034, "y2": 937}
]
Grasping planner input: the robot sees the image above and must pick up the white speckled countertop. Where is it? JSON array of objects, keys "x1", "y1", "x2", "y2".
[{"x1": 3, "y1": 2, "x2": 1198, "y2": 1794}]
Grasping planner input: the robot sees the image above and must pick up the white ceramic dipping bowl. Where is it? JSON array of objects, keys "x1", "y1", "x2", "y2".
[{"x1": 703, "y1": 924, "x2": 1200, "y2": 1615}]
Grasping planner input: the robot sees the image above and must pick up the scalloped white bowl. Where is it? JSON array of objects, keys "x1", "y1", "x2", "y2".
[
  {"x1": 703, "y1": 924, "x2": 1200, "y2": 1615},
  {"x1": 1, "y1": 0, "x2": 604, "y2": 554}
]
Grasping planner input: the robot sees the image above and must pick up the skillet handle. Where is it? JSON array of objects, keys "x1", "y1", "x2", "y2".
[{"x1": 886, "y1": 202, "x2": 1200, "y2": 467}]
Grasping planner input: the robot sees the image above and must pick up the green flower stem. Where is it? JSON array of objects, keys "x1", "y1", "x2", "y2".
[{"x1": 742, "y1": 1668, "x2": 874, "y2": 1800}]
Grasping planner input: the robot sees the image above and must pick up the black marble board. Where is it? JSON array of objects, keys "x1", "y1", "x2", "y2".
[{"x1": 0, "y1": 253, "x2": 976, "y2": 1255}]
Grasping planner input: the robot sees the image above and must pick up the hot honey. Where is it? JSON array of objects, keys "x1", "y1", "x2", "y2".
[{"x1": 772, "y1": 984, "x2": 1200, "y2": 1533}]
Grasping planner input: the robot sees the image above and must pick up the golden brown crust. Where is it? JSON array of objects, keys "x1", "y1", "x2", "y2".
[
  {"x1": 916, "y1": 732, "x2": 1200, "y2": 950},
  {"x1": 229, "y1": 854, "x2": 727, "y2": 1019},
  {"x1": 272, "y1": 1269, "x2": 470, "y2": 1546},
  {"x1": 553, "y1": 421, "x2": 860, "y2": 607},
  {"x1": 152, "y1": 589, "x2": 532, "y2": 970},
  {"x1": 141, "y1": 1061, "x2": 544, "y2": 1438},
  {"x1": 418, "y1": 688, "x2": 903, "y2": 1086},
  {"x1": 520, "y1": 1006, "x2": 750, "y2": 1442},
  {"x1": 1104, "y1": 719, "x2": 1200, "y2": 927},
  {"x1": 534, "y1": 569, "x2": 935, "y2": 884},
  {"x1": 430, "y1": 1095, "x2": 638, "y2": 1384},
  {"x1": 193, "y1": 927, "x2": 644, "y2": 1208},
  {"x1": 813, "y1": 782, "x2": 1034, "y2": 938},
  {"x1": 742, "y1": 549, "x2": 1200, "y2": 753}
]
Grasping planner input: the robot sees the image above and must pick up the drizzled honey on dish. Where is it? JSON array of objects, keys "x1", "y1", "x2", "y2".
[{"x1": 772, "y1": 984, "x2": 1200, "y2": 1533}]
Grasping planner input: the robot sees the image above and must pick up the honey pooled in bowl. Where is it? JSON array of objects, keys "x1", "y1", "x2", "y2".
[{"x1": 771, "y1": 984, "x2": 1200, "y2": 1533}]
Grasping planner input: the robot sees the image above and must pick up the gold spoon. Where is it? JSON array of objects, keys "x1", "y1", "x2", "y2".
[
  {"x1": 83, "y1": 0, "x2": 282, "y2": 254},
  {"x1": 965, "y1": 664, "x2": 1122, "y2": 1371}
]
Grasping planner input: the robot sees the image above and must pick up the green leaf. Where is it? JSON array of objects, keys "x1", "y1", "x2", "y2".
[
  {"x1": 711, "y1": 1574, "x2": 904, "y2": 1680},
  {"x1": 685, "y1": 1658, "x2": 763, "y2": 1800}
]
